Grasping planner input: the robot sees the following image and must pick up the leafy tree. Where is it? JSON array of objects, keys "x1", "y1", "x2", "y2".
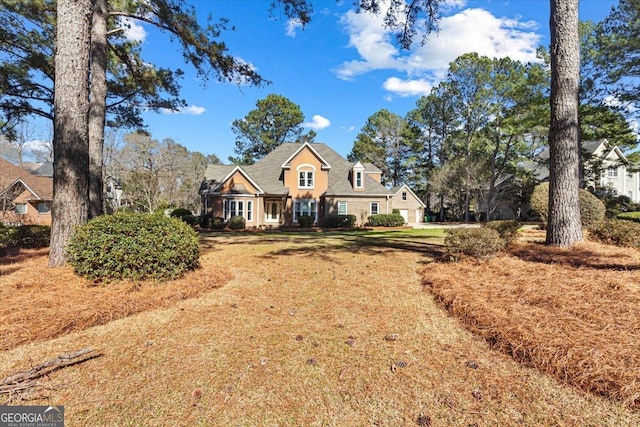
[
  {"x1": 229, "y1": 94, "x2": 313, "y2": 165},
  {"x1": 407, "y1": 83, "x2": 458, "y2": 218},
  {"x1": 108, "y1": 132, "x2": 210, "y2": 213},
  {"x1": 446, "y1": 53, "x2": 492, "y2": 221},
  {"x1": 348, "y1": 109, "x2": 415, "y2": 187},
  {"x1": 598, "y1": 0, "x2": 640, "y2": 112}
]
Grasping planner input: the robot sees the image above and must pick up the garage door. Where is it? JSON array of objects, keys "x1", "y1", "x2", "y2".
[{"x1": 399, "y1": 209, "x2": 408, "y2": 223}]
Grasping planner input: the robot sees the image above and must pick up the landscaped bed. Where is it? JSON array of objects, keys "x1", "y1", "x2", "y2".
[
  {"x1": 423, "y1": 239, "x2": 640, "y2": 410},
  {"x1": 0, "y1": 247, "x2": 231, "y2": 350}
]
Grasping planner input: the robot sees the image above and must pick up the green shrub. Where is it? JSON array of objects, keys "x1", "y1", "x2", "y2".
[
  {"x1": 530, "y1": 183, "x2": 605, "y2": 228},
  {"x1": 589, "y1": 219, "x2": 640, "y2": 248},
  {"x1": 367, "y1": 214, "x2": 405, "y2": 227},
  {"x1": 169, "y1": 208, "x2": 192, "y2": 218},
  {"x1": 298, "y1": 214, "x2": 314, "y2": 228},
  {"x1": 66, "y1": 212, "x2": 200, "y2": 281},
  {"x1": 483, "y1": 220, "x2": 521, "y2": 244},
  {"x1": 323, "y1": 214, "x2": 357, "y2": 228},
  {"x1": 0, "y1": 225, "x2": 50, "y2": 254},
  {"x1": 209, "y1": 217, "x2": 226, "y2": 230},
  {"x1": 0, "y1": 225, "x2": 18, "y2": 254},
  {"x1": 616, "y1": 211, "x2": 640, "y2": 223},
  {"x1": 15, "y1": 225, "x2": 51, "y2": 248},
  {"x1": 392, "y1": 209, "x2": 400, "y2": 215},
  {"x1": 228, "y1": 215, "x2": 246, "y2": 230},
  {"x1": 444, "y1": 227, "x2": 505, "y2": 259}
]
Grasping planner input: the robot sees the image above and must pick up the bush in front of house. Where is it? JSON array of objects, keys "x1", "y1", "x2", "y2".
[
  {"x1": 66, "y1": 212, "x2": 200, "y2": 281},
  {"x1": 482, "y1": 220, "x2": 521, "y2": 244},
  {"x1": 169, "y1": 208, "x2": 192, "y2": 218},
  {"x1": 530, "y1": 183, "x2": 606, "y2": 228},
  {"x1": 298, "y1": 214, "x2": 314, "y2": 228},
  {"x1": 616, "y1": 211, "x2": 640, "y2": 223},
  {"x1": 228, "y1": 215, "x2": 246, "y2": 230},
  {"x1": 0, "y1": 224, "x2": 50, "y2": 255},
  {"x1": 169, "y1": 208, "x2": 199, "y2": 226},
  {"x1": 444, "y1": 227, "x2": 505, "y2": 259},
  {"x1": 367, "y1": 214, "x2": 405, "y2": 227},
  {"x1": 209, "y1": 217, "x2": 226, "y2": 230},
  {"x1": 589, "y1": 219, "x2": 640, "y2": 248},
  {"x1": 323, "y1": 214, "x2": 357, "y2": 228}
]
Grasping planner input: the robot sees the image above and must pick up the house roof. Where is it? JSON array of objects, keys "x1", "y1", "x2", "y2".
[
  {"x1": 203, "y1": 143, "x2": 393, "y2": 197},
  {"x1": 390, "y1": 184, "x2": 427, "y2": 207},
  {"x1": 0, "y1": 158, "x2": 53, "y2": 200},
  {"x1": 523, "y1": 139, "x2": 620, "y2": 182}
]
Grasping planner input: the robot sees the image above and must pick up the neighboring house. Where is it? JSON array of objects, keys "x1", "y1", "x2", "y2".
[
  {"x1": 105, "y1": 175, "x2": 125, "y2": 213},
  {"x1": 525, "y1": 139, "x2": 640, "y2": 202},
  {"x1": 0, "y1": 158, "x2": 53, "y2": 225},
  {"x1": 200, "y1": 142, "x2": 425, "y2": 227}
]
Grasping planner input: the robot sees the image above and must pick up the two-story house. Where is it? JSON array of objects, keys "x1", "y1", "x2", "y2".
[
  {"x1": 0, "y1": 158, "x2": 53, "y2": 225},
  {"x1": 200, "y1": 142, "x2": 425, "y2": 227},
  {"x1": 525, "y1": 139, "x2": 639, "y2": 202}
]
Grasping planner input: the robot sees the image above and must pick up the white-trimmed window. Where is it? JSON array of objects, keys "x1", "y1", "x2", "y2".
[
  {"x1": 402, "y1": 192, "x2": 407, "y2": 200},
  {"x1": 355, "y1": 171, "x2": 363, "y2": 188},
  {"x1": 15, "y1": 203, "x2": 27, "y2": 215},
  {"x1": 628, "y1": 172, "x2": 634, "y2": 180},
  {"x1": 298, "y1": 170, "x2": 314, "y2": 188},
  {"x1": 338, "y1": 201, "x2": 347, "y2": 215},
  {"x1": 223, "y1": 199, "x2": 252, "y2": 221},
  {"x1": 628, "y1": 191, "x2": 633, "y2": 199},
  {"x1": 608, "y1": 166, "x2": 618, "y2": 178},
  {"x1": 370, "y1": 202, "x2": 379, "y2": 216},
  {"x1": 294, "y1": 199, "x2": 317, "y2": 222}
]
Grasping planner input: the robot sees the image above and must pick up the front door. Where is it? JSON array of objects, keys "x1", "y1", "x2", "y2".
[{"x1": 265, "y1": 200, "x2": 282, "y2": 224}]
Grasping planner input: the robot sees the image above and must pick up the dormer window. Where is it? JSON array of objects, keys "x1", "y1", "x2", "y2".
[
  {"x1": 298, "y1": 170, "x2": 314, "y2": 188},
  {"x1": 355, "y1": 171, "x2": 363, "y2": 188},
  {"x1": 352, "y1": 161, "x2": 365, "y2": 190}
]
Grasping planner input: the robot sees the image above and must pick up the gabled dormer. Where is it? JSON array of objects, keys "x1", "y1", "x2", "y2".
[{"x1": 352, "y1": 161, "x2": 365, "y2": 191}]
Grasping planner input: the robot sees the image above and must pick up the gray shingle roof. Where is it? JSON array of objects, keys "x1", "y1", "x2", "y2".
[{"x1": 203, "y1": 143, "x2": 392, "y2": 196}]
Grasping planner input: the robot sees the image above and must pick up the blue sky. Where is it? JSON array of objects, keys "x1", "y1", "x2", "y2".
[{"x1": 127, "y1": 0, "x2": 619, "y2": 163}]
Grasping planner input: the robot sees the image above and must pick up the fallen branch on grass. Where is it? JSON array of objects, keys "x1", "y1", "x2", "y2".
[{"x1": 1, "y1": 348, "x2": 101, "y2": 394}]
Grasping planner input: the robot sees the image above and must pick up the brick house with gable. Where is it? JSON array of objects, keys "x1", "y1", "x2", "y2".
[{"x1": 200, "y1": 142, "x2": 425, "y2": 227}]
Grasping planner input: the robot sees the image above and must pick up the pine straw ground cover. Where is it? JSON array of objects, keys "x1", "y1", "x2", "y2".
[
  {"x1": 0, "y1": 232, "x2": 638, "y2": 426},
  {"x1": 423, "y1": 238, "x2": 640, "y2": 412},
  {"x1": 0, "y1": 247, "x2": 231, "y2": 350}
]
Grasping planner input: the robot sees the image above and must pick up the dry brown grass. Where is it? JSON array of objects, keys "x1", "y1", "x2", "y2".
[
  {"x1": 0, "y1": 247, "x2": 231, "y2": 350},
  {"x1": 423, "y1": 239, "x2": 640, "y2": 410},
  {"x1": 0, "y1": 232, "x2": 639, "y2": 426}
]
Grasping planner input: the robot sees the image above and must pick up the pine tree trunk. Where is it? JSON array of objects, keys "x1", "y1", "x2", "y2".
[
  {"x1": 546, "y1": 0, "x2": 583, "y2": 247},
  {"x1": 88, "y1": 0, "x2": 108, "y2": 219},
  {"x1": 49, "y1": 0, "x2": 93, "y2": 266}
]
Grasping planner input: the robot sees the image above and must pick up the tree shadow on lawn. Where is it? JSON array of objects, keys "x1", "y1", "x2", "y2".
[
  {"x1": 509, "y1": 242, "x2": 640, "y2": 271},
  {"x1": 255, "y1": 233, "x2": 446, "y2": 260}
]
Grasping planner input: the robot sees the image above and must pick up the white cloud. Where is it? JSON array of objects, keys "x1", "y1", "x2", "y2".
[
  {"x1": 160, "y1": 105, "x2": 206, "y2": 115},
  {"x1": 383, "y1": 77, "x2": 432, "y2": 97},
  {"x1": 286, "y1": 18, "x2": 304, "y2": 37},
  {"x1": 303, "y1": 115, "x2": 331, "y2": 130},
  {"x1": 119, "y1": 17, "x2": 147, "y2": 42},
  {"x1": 335, "y1": 3, "x2": 541, "y2": 95}
]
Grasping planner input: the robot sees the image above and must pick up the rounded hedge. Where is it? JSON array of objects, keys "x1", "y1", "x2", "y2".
[
  {"x1": 444, "y1": 227, "x2": 505, "y2": 259},
  {"x1": 530, "y1": 183, "x2": 605, "y2": 228},
  {"x1": 228, "y1": 215, "x2": 246, "y2": 230},
  {"x1": 66, "y1": 212, "x2": 200, "y2": 281}
]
